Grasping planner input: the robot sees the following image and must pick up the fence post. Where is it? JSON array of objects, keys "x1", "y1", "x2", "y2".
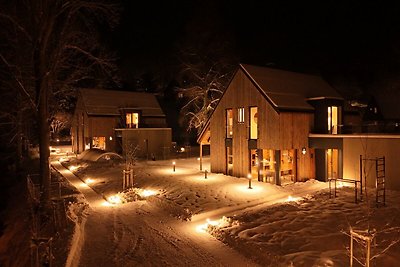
[{"x1": 350, "y1": 231, "x2": 353, "y2": 267}]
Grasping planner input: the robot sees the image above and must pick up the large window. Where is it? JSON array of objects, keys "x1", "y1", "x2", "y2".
[
  {"x1": 249, "y1": 107, "x2": 258, "y2": 139},
  {"x1": 328, "y1": 106, "x2": 338, "y2": 134},
  {"x1": 226, "y1": 109, "x2": 233, "y2": 138},
  {"x1": 238, "y1": 107, "x2": 245, "y2": 123},
  {"x1": 261, "y1": 149, "x2": 275, "y2": 184},
  {"x1": 126, "y1": 112, "x2": 139, "y2": 128},
  {"x1": 92, "y1": 136, "x2": 106, "y2": 150},
  {"x1": 250, "y1": 149, "x2": 259, "y2": 179}
]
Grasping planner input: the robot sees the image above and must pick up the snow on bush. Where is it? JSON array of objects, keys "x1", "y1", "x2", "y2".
[
  {"x1": 66, "y1": 195, "x2": 89, "y2": 224},
  {"x1": 198, "y1": 216, "x2": 239, "y2": 237},
  {"x1": 107, "y1": 188, "x2": 158, "y2": 204}
]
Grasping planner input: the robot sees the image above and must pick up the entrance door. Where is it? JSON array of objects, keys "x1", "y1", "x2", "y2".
[
  {"x1": 250, "y1": 149, "x2": 259, "y2": 179},
  {"x1": 280, "y1": 149, "x2": 296, "y2": 185},
  {"x1": 226, "y1": 146, "x2": 233, "y2": 176},
  {"x1": 260, "y1": 149, "x2": 275, "y2": 184},
  {"x1": 327, "y1": 149, "x2": 339, "y2": 179}
]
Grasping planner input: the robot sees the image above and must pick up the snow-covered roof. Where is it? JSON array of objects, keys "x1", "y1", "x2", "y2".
[
  {"x1": 240, "y1": 64, "x2": 343, "y2": 111},
  {"x1": 79, "y1": 88, "x2": 165, "y2": 117}
]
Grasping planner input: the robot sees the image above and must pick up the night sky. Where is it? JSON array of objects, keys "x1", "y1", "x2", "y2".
[{"x1": 112, "y1": 0, "x2": 400, "y2": 98}]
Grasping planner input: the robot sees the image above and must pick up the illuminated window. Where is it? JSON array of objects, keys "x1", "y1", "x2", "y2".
[
  {"x1": 249, "y1": 107, "x2": 258, "y2": 139},
  {"x1": 328, "y1": 106, "x2": 338, "y2": 134},
  {"x1": 126, "y1": 112, "x2": 139, "y2": 128},
  {"x1": 238, "y1": 107, "x2": 245, "y2": 123},
  {"x1": 226, "y1": 109, "x2": 233, "y2": 138},
  {"x1": 92, "y1": 137, "x2": 106, "y2": 150}
]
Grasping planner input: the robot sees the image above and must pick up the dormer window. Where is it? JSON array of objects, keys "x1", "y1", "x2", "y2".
[
  {"x1": 328, "y1": 106, "x2": 338, "y2": 134},
  {"x1": 126, "y1": 112, "x2": 139, "y2": 128}
]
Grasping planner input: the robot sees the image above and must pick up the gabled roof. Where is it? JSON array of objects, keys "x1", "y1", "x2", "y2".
[
  {"x1": 197, "y1": 64, "x2": 343, "y2": 143},
  {"x1": 79, "y1": 88, "x2": 165, "y2": 117},
  {"x1": 240, "y1": 64, "x2": 343, "y2": 111}
]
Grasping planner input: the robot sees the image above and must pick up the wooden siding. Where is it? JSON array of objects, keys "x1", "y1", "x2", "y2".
[
  {"x1": 88, "y1": 116, "x2": 118, "y2": 151},
  {"x1": 121, "y1": 129, "x2": 172, "y2": 159},
  {"x1": 210, "y1": 69, "x2": 315, "y2": 179}
]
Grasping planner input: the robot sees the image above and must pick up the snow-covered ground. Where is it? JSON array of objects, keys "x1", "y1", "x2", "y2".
[{"x1": 55, "y1": 156, "x2": 400, "y2": 267}]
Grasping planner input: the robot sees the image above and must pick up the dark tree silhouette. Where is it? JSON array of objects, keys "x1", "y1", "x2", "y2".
[
  {"x1": 0, "y1": 0, "x2": 119, "y2": 204},
  {"x1": 174, "y1": 0, "x2": 238, "y2": 134}
]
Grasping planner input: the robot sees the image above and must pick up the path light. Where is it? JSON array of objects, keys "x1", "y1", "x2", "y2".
[
  {"x1": 69, "y1": 165, "x2": 78, "y2": 171},
  {"x1": 108, "y1": 194, "x2": 122, "y2": 205},
  {"x1": 204, "y1": 169, "x2": 208, "y2": 179},
  {"x1": 247, "y1": 173, "x2": 252, "y2": 189},
  {"x1": 85, "y1": 178, "x2": 94, "y2": 184},
  {"x1": 172, "y1": 161, "x2": 176, "y2": 172},
  {"x1": 140, "y1": 189, "x2": 157, "y2": 198}
]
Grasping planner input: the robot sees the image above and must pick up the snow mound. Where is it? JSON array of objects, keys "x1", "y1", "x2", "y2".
[
  {"x1": 77, "y1": 148, "x2": 122, "y2": 162},
  {"x1": 106, "y1": 188, "x2": 158, "y2": 204}
]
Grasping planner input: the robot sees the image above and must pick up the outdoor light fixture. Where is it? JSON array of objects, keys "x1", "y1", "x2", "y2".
[
  {"x1": 180, "y1": 147, "x2": 185, "y2": 152},
  {"x1": 172, "y1": 161, "x2": 176, "y2": 172},
  {"x1": 109, "y1": 136, "x2": 113, "y2": 141},
  {"x1": 247, "y1": 173, "x2": 252, "y2": 189},
  {"x1": 204, "y1": 169, "x2": 208, "y2": 179},
  {"x1": 302, "y1": 147, "x2": 307, "y2": 155},
  {"x1": 85, "y1": 178, "x2": 94, "y2": 184}
]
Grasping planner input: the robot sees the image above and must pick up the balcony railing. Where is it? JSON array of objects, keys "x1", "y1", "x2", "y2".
[{"x1": 337, "y1": 122, "x2": 400, "y2": 134}]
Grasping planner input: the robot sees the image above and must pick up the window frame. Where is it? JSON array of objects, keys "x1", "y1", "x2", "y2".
[
  {"x1": 226, "y1": 108, "x2": 233, "y2": 138},
  {"x1": 125, "y1": 111, "x2": 140, "y2": 128},
  {"x1": 249, "y1": 106, "x2": 258, "y2": 140},
  {"x1": 237, "y1": 107, "x2": 245, "y2": 124}
]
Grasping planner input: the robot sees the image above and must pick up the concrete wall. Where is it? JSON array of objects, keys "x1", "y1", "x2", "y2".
[
  {"x1": 343, "y1": 136, "x2": 400, "y2": 190},
  {"x1": 120, "y1": 128, "x2": 172, "y2": 160}
]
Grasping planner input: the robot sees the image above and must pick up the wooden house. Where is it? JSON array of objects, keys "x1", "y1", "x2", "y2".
[
  {"x1": 198, "y1": 64, "x2": 344, "y2": 185},
  {"x1": 71, "y1": 88, "x2": 171, "y2": 159}
]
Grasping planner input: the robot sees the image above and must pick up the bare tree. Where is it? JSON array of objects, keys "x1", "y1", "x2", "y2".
[
  {"x1": 173, "y1": 1, "x2": 237, "y2": 135},
  {"x1": 177, "y1": 60, "x2": 235, "y2": 133},
  {"x1": 0, "y1": 0, "x2": 119, "y2": 205}
]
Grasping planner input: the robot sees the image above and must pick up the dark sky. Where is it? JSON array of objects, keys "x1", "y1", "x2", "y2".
[{"x1": 112, "y1": 0, "x2": 400, "y2": 95}]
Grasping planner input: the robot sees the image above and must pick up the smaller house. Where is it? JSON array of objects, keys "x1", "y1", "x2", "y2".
[{"x1": 71, "y1": 88, "x2": 172, "y2": 159}]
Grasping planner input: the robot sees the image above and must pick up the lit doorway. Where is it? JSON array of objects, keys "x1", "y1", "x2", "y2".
[
  {"x1": 250, "y1": 149, "x2": 259, "y2": 179},
  {"x1": 326, "y1": 149, "x2": 339, "y2": 179},
  {"x1": 226, "y1": 147, "x2": 233, "y2": 176},
  {"x1": 260, "y1": 149, "x2": 275, "y2": 184},
  {"x1": 92, "y1": 136, "x2": 106, "y2": 150},
  {"x1": 280, "y1": 149, "x2": 296, "y2": 185}
]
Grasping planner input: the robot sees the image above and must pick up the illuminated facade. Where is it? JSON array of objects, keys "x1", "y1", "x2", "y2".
[
  {"x1": 198, "y1": 64, "x2": 362, "y2": 185},
  {"x1": 71, "y1": 88, "x2": 171, "y2": 159}
]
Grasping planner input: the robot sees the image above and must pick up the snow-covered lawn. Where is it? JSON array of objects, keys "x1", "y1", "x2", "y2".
[{"x1": 59, "y1": 156, "x2": 400, "y2": 266}]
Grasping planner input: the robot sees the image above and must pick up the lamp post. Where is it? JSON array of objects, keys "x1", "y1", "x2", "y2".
[
  {"x1": 247, "y1": 173, "x2": 252, "y2": 189},
  {"x1": 172, "y1": 161, "x2": 176, "y2": 172}
]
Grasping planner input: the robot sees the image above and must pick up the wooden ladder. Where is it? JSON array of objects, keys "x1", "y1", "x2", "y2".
[{"x1": 375, "y1": 156, "x2": 386, "y2": 206}]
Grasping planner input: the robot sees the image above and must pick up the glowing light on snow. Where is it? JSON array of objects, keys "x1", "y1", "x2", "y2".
[
  {"x1": 140, "y1": 189, "x2": 157, "y2": 198},
  {"x1": 69, "y1": 165, "x2": 78, "y2": 171},
  {"x1": 180, "y1": 147, "x2": 185, "y2": 152},
  {"x1": 232, "y1": 184, "x2": 264, "y2": 195},
  {"x1": 286, "y1": 195, "x2": 302, "y2": 202},
  {"x1": 196, "y1": 218, "x2": 220, "y2": 233},
  {"x1": 195, "y1": 216, "x2": 236, "y2": 234},
  {"x1": 85, "y1": 178, "x2": 94, "y2": 184},
  {"x1": 59, "y1": 157, "x2": 67, "y2": 162},
  {"x1": 77, "y1": 182, "x2": 89, "y2": 189},
  {"x1": 108, "y1": 195, "x2": 122, "y2": 205},
  {"x1": 101, "y1": 201, "x2": 114, "y2": 207}
]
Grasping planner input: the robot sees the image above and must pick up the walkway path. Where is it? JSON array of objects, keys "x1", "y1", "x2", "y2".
[{"x1": 51, "y1": 159, "x2": 259, "y2": 267}]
